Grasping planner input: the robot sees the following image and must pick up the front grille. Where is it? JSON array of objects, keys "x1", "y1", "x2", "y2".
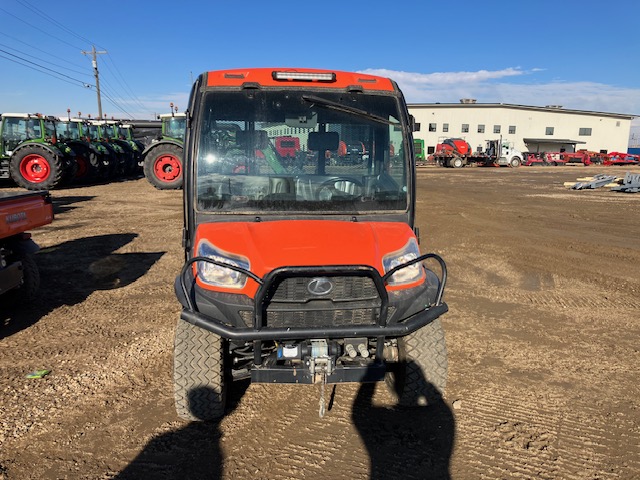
[
  {"x1": 264, "y1": 275, "x2": 382, "y2": 329},
  {"x1": 239, "y1": 306, "x2": 397, "y2": 329},
  {"x1": 266, "y1": 306, "x2": 378, "y2": 328},
  {"x1": 270, "y1": 276, "x2": 378, "y2": 303}
]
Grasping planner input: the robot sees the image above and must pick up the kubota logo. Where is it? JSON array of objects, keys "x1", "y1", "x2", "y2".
[
  {"x1": 307, "y1": 277, "x2": 334, "y2": 296},
  {"x1": 5, "y1": 212, "x2": 27, "y2": 223}
]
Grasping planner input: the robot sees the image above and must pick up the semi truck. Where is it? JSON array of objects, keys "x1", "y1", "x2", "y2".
[
  {"x1": 173, "y1": 67, "x2": 449, "y2": 421},
  {"x1": 433, "y1": 137, "x2": 523, "y2": 168},
  {"x1": 0, "y1": 190, "x2": 53, "y2": 304}
]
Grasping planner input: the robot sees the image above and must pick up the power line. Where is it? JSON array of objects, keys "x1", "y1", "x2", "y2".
[
  {"x1": 100, "y1": 90, "x2": 135, "y2": 119},
  {"x1": 102, "y1": 55, "x2": 153, "y2": 115},
  {"x1": 100, "y1": 81, "x2": 142, "y2": 113},
  {"x1": 13, "y1": 1, "x2": 147, "y2": 116},
  {"x1": 0, "y1": 48, "x2": 91, "y2": 88},
  {"x1": 0, "y1": 6, "x2": 84, "y2": 51},
  {"x1": 2, "y1": 2, "x2": 154, "y2": 119},
  {"x1": 15, "y1": 0, "x2": 103, "y2": 50},
  {"x1": 0, "y1": 31, "x2": 86, "y2": 70},
  {"x1": 0, "y1": 41, "x2": 90, "y2": 77},
  {"x1": 98, "y1": 81, "x2": 137, "y2": 117}
]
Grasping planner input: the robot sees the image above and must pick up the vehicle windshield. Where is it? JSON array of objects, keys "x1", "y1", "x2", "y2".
[
  {"x1": 86, "y1": 124, "x2": 101, "y2": 141},
  {"x1": 165, "y1": 117, "x2": 185, "y2": 140},
  {"x1": 119, "y1": 126, "x2": 132, "y2": 140},
  {"x1": 56, "y1": 121, "x2": 82, "y2": 141},
  {"x1": 195, "y1": 90, "x2": 408, "y2": 214},
  {"x1": 43, "y1": 120, "x2": 56, "y2": 140},
  {"x1": 102, "y1": 124, "x2": 116, "y2": 138}
]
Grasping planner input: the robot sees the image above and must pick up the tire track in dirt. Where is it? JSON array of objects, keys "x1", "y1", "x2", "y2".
[
  {"x1": 458, "y1": 288, "x2": 640, "y2": 313},
  {"x1": 447, "y1": 251, "x2": 640, "y2": 312},
  {"x1": 452, "y1": 386, "x2": 639, "y2": 479},
  {"x1": 221, "y1": 383, "x2": 369, "y2": 479}
]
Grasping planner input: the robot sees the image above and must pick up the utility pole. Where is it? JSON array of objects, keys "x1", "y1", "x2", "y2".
[{"x1": 81, "y1": 45, "x2": 107, "y2": 119}]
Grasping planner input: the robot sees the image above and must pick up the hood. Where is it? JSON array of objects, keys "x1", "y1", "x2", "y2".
[{"x1": 193, "y1": 220, "x2": 417, "y2": 296}]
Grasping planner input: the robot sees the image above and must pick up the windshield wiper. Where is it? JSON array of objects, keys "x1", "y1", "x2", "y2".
[{"x1": 301, "y1": 95, "x2": 398, "y2": 126}]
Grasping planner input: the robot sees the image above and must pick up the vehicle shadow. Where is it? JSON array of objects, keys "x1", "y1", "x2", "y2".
[
  {"x1": 50, "y1": 195, "x2": 96, "y2": 215},
  {"x1": 352, "y1": 364, "x2": 455, "y2": 480},
  {"x1": 0, "y1": 233, "x2": 164, "y2": 338},
  {"x1": 113, "y1": 380, "x2": 249, "y2": 479}
]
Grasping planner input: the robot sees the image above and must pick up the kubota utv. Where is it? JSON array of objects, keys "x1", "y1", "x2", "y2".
[{"x1": 174, "y1": 68, "x2": 449, "y2": 420}]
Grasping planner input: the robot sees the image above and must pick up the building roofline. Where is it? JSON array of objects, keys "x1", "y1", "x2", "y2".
[
  {"x1": 523, "y1": 138, "x2": 587, "y2": 145},
  {"x1": 407, "y1": 102, "x2": 636, "y2": 120}
]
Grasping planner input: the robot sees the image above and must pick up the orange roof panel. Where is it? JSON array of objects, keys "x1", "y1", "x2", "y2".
[{"x1": 205, "y1": 68, "x2": 396, "y2": 91}]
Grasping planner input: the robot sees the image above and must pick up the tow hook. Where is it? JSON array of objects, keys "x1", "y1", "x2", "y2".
[{"x1": 307, "y1": 340, "x2": 335, "y2": 418}]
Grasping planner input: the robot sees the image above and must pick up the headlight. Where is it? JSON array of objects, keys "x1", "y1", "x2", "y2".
[
  {"x1": 382, "y1": 238, "x2": 424, "y2": 286},
  {"x1": 196, "y1": 240, "x2": 250, "y2": 289}
]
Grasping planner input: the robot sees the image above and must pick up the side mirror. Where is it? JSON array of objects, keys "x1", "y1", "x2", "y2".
[{"x1": 410, "y1": 115, "x2": 420, "y2": 132}]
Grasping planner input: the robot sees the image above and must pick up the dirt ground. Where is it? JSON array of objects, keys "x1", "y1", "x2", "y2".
[{"x1": 1, "y1": 166, "x2": 639, "y2": 479}]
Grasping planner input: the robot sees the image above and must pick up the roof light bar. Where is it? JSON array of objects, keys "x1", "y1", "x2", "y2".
[{"x1": 272, "y1": 71, "x2": 336, "y2": 83}]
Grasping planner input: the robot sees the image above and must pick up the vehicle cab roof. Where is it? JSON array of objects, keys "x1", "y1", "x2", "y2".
[{"x1": 203, "y1": 68, "x2": 397, "y2": 92}]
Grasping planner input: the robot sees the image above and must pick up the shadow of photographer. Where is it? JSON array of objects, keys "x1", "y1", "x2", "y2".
[
  {"x1": 352, "y1": 361, "x2": 455, "y2": 480},
  {"x1": 114, "y1": 379, "x2": 249, "y2": 479}
]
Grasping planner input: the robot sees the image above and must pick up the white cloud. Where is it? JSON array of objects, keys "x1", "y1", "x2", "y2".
[
  {"x1": 359, "y1": 67, "x2": 525, "y2": 86},
  {"x1": 359, "y1": 68, "x2": 640, "y2": 118}
]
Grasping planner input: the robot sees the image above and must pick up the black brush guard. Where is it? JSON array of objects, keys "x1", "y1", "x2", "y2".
[
  {"x1": 178, "y1": 253, "x2": 447, "y2": 339},
  {"x1": 177, "y1": 254, "x2": 447, "y2": 383}
]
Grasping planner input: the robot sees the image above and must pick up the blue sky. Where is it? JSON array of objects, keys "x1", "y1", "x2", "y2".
[{"x1": 1, "y1": 0, "x2": 639, "y2": 143}]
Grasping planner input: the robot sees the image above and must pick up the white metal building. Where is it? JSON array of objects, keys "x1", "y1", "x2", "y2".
[{"x1": 408, "y1": 102, "x2": 635, "y2": 155}]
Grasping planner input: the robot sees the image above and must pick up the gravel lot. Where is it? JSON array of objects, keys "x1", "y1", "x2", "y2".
[{"x1": 1, "y1": 166, "x2": 639, "y2": 479}]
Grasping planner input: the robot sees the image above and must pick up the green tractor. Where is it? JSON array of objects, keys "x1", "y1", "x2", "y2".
[
  {"x1": 55, "y1": 117, "x2": 113, "y2": 182},
  {"x1": 116, "y1": 123, "x2": 145, "y2": 173},
  {"x1": 142, "y1": 112, "x2": 185, "y2": 189},
  {"x1": 0, "y1": 113, "x2": 77, "y2": 190},
  {"x1": 86, "y1": 121, "x2": 128, "y2": 178},
  {"x1": 90, "y1": 120, "x2": 138, "y2": 177}
]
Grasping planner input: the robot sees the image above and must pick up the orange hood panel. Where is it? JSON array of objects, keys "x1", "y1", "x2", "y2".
[{"x1": 194, "y1": 220, "x2": 416, "y2": 296}]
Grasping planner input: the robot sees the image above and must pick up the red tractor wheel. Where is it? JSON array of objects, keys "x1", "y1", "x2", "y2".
[
  {"x1": 20, "y1": 154, "x2": 51, "y2": 182},
  {"x1": 9, "y1": 145, "x2": 64, "y2": 190},
  {"x1": 143, "y1": 144, "x2": 183, "y2": 190},
  {"x1": 155, "y1": 154, "x2": 181, "y2": 181},
  {"x1": 75, "y1": 155, "x2": 89, "y2": 178}
]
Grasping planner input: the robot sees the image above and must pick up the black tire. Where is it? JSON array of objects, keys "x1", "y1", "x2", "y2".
[
  {"x1": 9, "y1": 145, "x2": 64, "y2": 190},
  {"x1": 510, "y1": 157, "x2": 521, "y2": 168},
  {"x1": 115, "y1": 141, "x2": 137, "y2": 177},
  {"x1": 385, "y1": 319, "x2": 448, "y2": 407},
  {"x1": 174, "y1": 318, "x2": 227, "y2": 421},
  {"x1": 70, "y1": 144, "x2": 98, "y2": 183},
  {"x1": 11, "y1": 254, "x2": 40, "y2": 305},
  {"x1": 143, "y1": 144, "x2": 183, "y2": 190},
  {"x1": 102, "y1": 149, "x2": 119, "y2": 179}
]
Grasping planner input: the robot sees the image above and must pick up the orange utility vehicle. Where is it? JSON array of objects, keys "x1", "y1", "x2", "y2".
[
  {"x1": 174, "y1": 68, "x2": 448, "y2": 420},
  {"x1": 0, "y1": 190, "x2": 53, "y2": 303}
]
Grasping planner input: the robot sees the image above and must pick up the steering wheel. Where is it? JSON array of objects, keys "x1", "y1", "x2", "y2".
[{"x1": 315, "y1": 177, "x2": 363, "y2": 201}]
